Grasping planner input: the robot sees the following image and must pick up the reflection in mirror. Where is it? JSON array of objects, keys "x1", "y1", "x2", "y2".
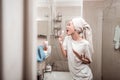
[{"x1": 37, "y1": 0, "x2": 83, "y2": 80}]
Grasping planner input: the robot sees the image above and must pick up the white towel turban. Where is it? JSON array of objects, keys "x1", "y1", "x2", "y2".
[{"x1": 72, "y1": 17, "x2": 94, "y2": 54}]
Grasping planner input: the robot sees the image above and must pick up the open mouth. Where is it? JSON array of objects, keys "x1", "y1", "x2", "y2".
[{"x1": 66, "y1": 30, "x2": 69, "y2": 32}]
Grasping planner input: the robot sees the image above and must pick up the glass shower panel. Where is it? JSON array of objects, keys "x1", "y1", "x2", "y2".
[{"x1": 51, "y1": 0, "x2": 83, "y2": 37}]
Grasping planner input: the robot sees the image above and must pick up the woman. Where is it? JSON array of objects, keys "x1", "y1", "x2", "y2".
[{"x1": 58, "y1": 17, "x2": 93, "y2": 80}]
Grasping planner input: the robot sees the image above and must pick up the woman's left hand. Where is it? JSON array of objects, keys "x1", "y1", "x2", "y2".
[
  {"x1": 72, "y1": 49, "x2": 83, "y2": 59},
  {"x1": 73, "y1": 49, "x2": 90, "y2": 64}
]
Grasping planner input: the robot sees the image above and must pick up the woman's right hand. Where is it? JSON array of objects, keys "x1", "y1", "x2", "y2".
[
  {"x1": 58, "y1": 30, "x2": 65, "y2": 44},
  {"x1": 58, "y1": 35, "x2": 64, "y2": 44}
]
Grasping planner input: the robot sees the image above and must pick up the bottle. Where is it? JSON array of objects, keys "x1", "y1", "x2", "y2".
[{"x1": 46, "y1": 64, "x2": 52, "y2": 72}]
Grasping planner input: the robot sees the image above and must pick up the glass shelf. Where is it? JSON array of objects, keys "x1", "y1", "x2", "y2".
[{"x1": 36, "y1": 18, "x2": 49, "y2": 21}]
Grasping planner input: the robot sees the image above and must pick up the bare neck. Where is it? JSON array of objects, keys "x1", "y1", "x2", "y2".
[{"x1": 71, "y1": 32, "x2": 82, "y2": 41}]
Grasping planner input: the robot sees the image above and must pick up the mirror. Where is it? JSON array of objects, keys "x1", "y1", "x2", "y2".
[{"x1": 36, "y1": 0, "x2": 95, "y2": 80}]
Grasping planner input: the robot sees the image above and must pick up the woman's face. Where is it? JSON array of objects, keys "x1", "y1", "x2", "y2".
[{"x1": 66, "y1": 21, "x2": 75, "y2": 35}]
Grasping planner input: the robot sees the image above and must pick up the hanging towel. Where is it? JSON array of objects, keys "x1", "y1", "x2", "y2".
[
  {"x1": 37, "y1": 46, "x2": 46, "y2": 62},
  {"x1": 113, "y1": 25, "x2": 120, "y2": 49}
]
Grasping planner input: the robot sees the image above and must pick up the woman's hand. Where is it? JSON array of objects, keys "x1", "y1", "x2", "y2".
[
  {"x1": 58, "y1": 30, "x2": 65, "y2": 44},
  {"x1": 58, "y1": 34, "x2": 67, "y2": 58},
  {"x1": 58, "y1": 35, "x2": 64, "y2": 44},
  {"x1": 73, "y1": 49, "x2": 83, "y2": 59},
  {"x1": 73, "y1": 49, "x2": 91, "y2": 64}
]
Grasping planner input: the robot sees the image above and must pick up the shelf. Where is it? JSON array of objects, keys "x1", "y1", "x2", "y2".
[
  {"x1": 36, "y1": 18, "x2": 49, "y2": 21},
  {"x1": 54, "y1": 27, "x2": 61, "y2": 30},
  {"x1": 38, "y1": 34, "x2": 47, "y2": 38},
  {"x1": 53, "y1": 19, "x2": 62, "y2": 22}
]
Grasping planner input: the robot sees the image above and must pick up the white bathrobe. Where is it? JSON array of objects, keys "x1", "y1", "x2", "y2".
[{"x1": 114, "y1": 25, "x2": 120, "y2": 49}]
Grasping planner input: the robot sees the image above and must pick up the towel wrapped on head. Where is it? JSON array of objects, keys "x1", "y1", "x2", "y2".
[{"x1": 72, "y1": 17, "x2": 94, "y2": 54}]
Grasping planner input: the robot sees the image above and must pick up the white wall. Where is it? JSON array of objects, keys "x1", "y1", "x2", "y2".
[
  {"x1": 37, "y1": 21, "x2": 48, "y2": 35},
  {"x1": 2, "y1": 0, "x2": 23, "y2": 80}
]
